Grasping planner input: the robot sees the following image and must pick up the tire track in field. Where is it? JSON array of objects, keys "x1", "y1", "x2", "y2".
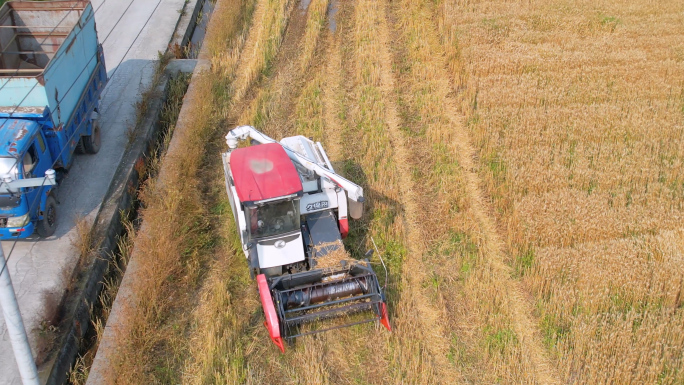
[
  {"x1": 231, "y1": 0, "x2": 295, "y2": 105},
  {"x1": 230, "y1": 0, "x2": 269, "y2": 104},
  {"x1": 354, "y1": 0, "x2": 465, "y2": 382},
  {"x1": 254, "y1": 0, "x2": 311, "y2": 137},
  {"x1": 389, "y1": 1, "x2": 561, "y2": 383},
  {"x1": 320, "y1": 32, "x2": 342, "y2": 161}
]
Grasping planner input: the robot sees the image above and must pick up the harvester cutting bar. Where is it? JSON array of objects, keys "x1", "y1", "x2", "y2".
[
  {"x1": 282, "y1": 276, "x2": 370, "y2": 309},
  {"x1": 271, "y1": 268, "x2": 385, "y2": 339},
  {"x1": 284, "y1": 299, "x2": 379, "y2": 324},
  {"x1": 284, "y1": 293, "x2": 378, "y2": 315},
  {"x1": 287, "y1": 307, "x2": 381, "y2": 338}
]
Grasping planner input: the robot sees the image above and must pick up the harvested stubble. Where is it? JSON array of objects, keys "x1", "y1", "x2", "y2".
[{"x1": 231, "y1": 0, "x2": 295, "y2": 104}]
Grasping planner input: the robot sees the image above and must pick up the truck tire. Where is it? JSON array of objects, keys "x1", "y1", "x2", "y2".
[
  {"x1": 36, "y1": 195, "x2": 57, "y2": 238},
  {"x1": 75, "y1": 138, "x2": 86, "y2": 154},
  {"x1": 82, "y1": 119, "x2": 101, "y2": 154}
]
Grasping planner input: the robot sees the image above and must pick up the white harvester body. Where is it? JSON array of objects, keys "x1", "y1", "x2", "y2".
[{"x1": 222, "y1": 128, "x2": 357, "y2": 273}]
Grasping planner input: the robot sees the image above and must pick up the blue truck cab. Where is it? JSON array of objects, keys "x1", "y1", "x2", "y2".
[{"x1": 0, "y1": 1, "x2": 107, "y2": 238}]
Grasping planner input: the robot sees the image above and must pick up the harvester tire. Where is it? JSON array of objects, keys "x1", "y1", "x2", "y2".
[
  {"x1": 82, "y1": 119, "x2": 101, "y2": 154},
  {"x1": 36, "y1": 195, "x2": 57, "y2": 238}
]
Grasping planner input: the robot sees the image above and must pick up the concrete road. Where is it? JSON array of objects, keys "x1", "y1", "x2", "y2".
[{"x1": 0, "y1": 0, "x2": 188, "y2": 383}]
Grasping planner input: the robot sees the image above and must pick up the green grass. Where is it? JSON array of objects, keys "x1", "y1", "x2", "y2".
[
  {"x1": 484, "y1": 151, "x2": 507, "y2": 184},
  {"x1": 598, "y1": 13, "x2": 621, "y2": 32},
  {"x1": 429, "y1": 231, "x2": 479, "y2": 278},
  {"x1": 484, "y1": 326, "x2": 518, "y2": 355},
  {"x1": 540, "y1": 312, "x2": 570, "y2": 351},
  {"x1": 515, "y1": 246, "x2": 535, "y2": 276},
  {"x1": 446, "y1": 333, "x2": 468, "y2": 366}
]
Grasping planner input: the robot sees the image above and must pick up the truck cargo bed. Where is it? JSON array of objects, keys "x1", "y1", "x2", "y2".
[
  {"x1": 0, "y1": 1, "x2": 101, "y2": 129},
  {"x1": 0, "y1": 1, "x2": 86, "y2": 74}
]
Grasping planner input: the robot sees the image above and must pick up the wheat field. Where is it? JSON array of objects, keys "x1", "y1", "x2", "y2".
[
  {"x1": 438, "y1": 0, "x2": 684, "y2": 383},
  {"x1": 95, "y1": 0, "x2": 684, "y2": 383}
]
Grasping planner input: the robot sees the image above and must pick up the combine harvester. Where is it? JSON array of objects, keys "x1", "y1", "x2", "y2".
[{"x1": 222, "y1": 126, "x2": 391, "y2": 352}]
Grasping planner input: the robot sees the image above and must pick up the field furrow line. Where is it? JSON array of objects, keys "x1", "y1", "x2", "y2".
[
  {"x1": 389, "y1": 2, "x2": 561, "y2": 383},
  {"x1": 229, "y1": 0, "x2": 268, "y2": 104},
  {"x1": 231, "y1": 0, "x2": 295, "y2": 105},
  {"x1": 236, "y1": 0, "x2": 325, "y2": 139},
  {"x1": 320, "y1": 33, "x2": 342, "y2": 161},
  {"x1": 356, "y1": 0, "x2": 465, "y2": 382},
  {"x1": 439, "y1": 39, "x2": 562, "y2": 385}
]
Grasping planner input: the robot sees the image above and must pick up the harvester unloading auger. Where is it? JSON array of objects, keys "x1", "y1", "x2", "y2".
[{"x1": 222, "y1": 126, "x2": 391, "y2": 352}]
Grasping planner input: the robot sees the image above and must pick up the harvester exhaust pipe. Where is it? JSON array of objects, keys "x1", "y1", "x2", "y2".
[{"x1": 283, "y1": 277, "x2": 369, "y2": 309}]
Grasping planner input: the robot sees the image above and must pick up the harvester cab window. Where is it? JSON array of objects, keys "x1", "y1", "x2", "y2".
[{"x1": 248, "y1": 199, "x2": 300, "y2": 239}]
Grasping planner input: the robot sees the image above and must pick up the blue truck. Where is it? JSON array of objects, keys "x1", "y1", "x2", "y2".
[{"x1": 0, "y1": 1, "x2": 106, "y2": 238}]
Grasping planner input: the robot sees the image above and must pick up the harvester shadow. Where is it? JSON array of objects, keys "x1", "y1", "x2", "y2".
[{"x1": 334, "y1": 159, "x2": 402, "y2": 319}]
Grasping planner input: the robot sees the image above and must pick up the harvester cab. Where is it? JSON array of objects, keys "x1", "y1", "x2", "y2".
[{"x1": 222, "y1": 126, "x2": 391, "y2": 352}]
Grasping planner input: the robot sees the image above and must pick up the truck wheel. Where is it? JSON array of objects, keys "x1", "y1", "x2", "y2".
[
  {"x1": 75, "y1": 139, "x2": 85, "y2": 154},
  {"x1": 36, "y1": 195, "x2": 57, "y2": 238},
  {"x1": 82, "y1": 120, "x2": 101, "y2": 154}
]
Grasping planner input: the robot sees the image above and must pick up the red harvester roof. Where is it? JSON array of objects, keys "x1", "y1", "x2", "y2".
[{"x1": 230, "y1": 143, "x2": 303, "y2": 203}]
